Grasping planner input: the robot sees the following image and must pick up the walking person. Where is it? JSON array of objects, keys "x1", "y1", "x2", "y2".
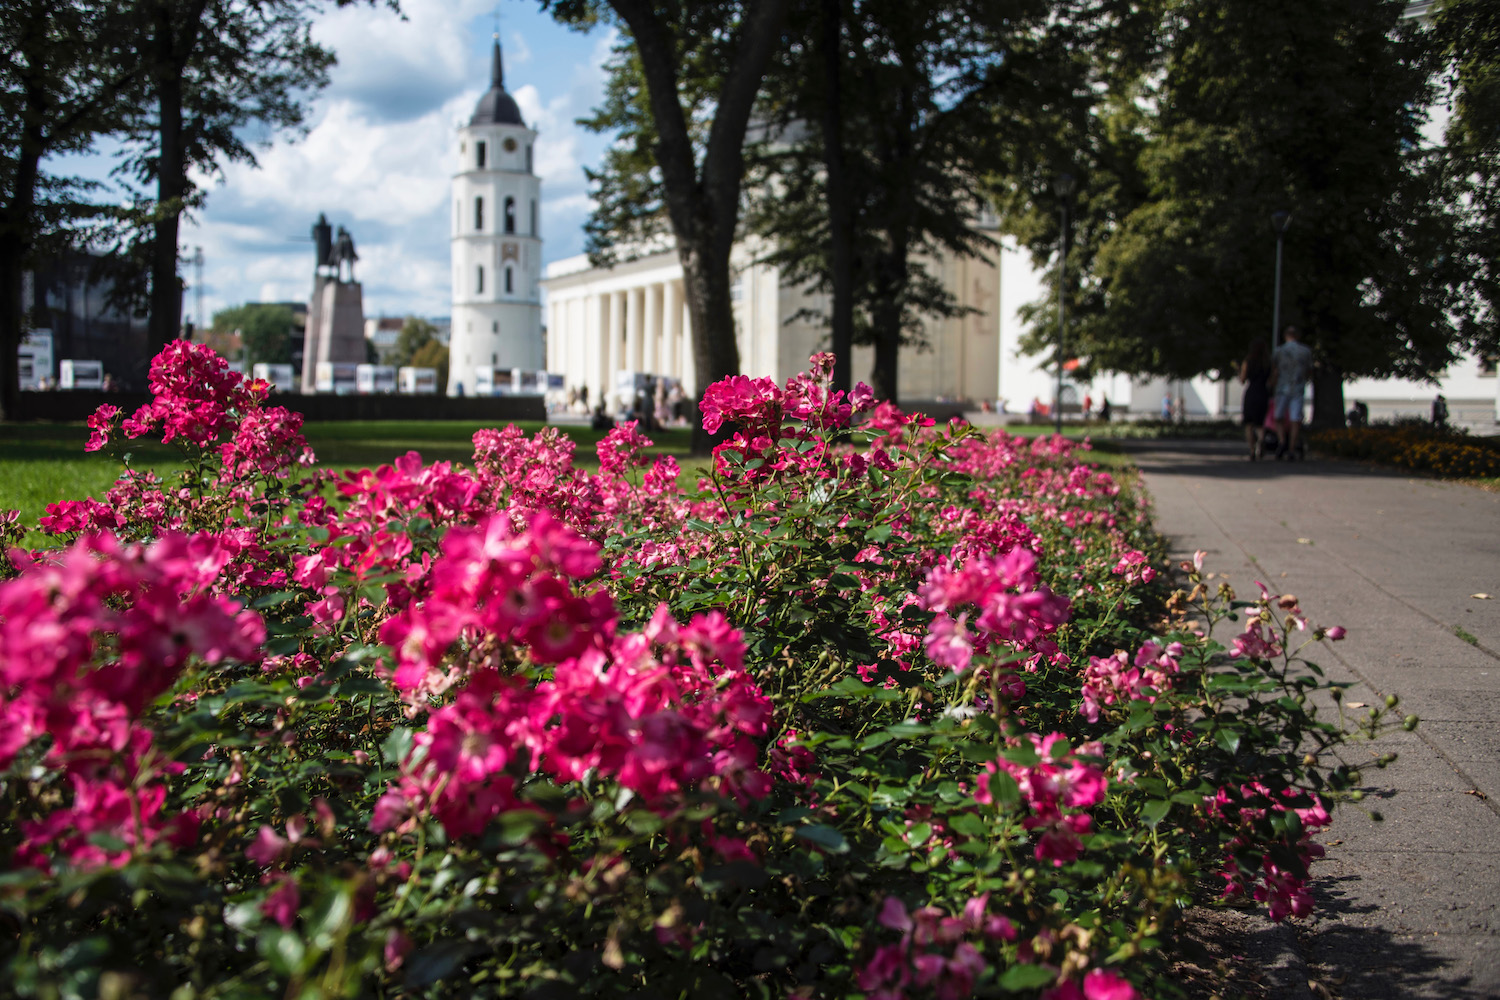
[
  {"x1": 1239, "y1": 340, "x2": 1272, "y2": 460},
  {"x1": 1268, "y1": 324, "x2": 1313, "y2": 460}
]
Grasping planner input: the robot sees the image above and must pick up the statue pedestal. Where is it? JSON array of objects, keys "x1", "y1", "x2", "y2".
[{"x1": 301, "y1": 275, "x2": 366, "y2": 393}]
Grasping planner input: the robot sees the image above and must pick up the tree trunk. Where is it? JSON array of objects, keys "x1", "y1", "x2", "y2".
[
  {"x1": 148, "y1": 38, "x2": 185, "y2": 351},
  {"x1": 610, "y1": 0, "x2": 791, "y2": 455},
  {"x1": 870, "y1": 314, "x2": 900, "y2": 403},
  {"x1": 0, "y1": 248, "x2": 24, "y2": 424},
  {"x1": 819, "y1": 0, "x2": 853, "y2": 392},
  {"x1": 0, "y1": 130, "x2": 44, "y2": 423},
  {"x1": 678, "y1": 232, "x2": 740, "y2": 454}
]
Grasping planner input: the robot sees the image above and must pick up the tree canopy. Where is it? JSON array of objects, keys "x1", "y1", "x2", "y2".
[
  {"x1": 210, "y1": 301, "x2": 296, "y2": 367},
  {"x1": 993, "y1": 0, "x2": 1462, "y2": 425},
  {"x1": 115, "y1": 0, "x2": 336, "y2": 351},
  {"x1": 744, "y1": 0, "x2": 1103, "y2": 400},
  {"x1": 1431, "y1": 0, "x2": 1500, "y2": 356},
  {"x1": 0, "y1": 0, "x2": 138, "y2": 419},
  {"x1": 390, "y1": 315, "x2": 439, "y2": 369}
]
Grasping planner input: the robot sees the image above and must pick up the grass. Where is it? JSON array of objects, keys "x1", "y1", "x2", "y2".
[
  {"x1": 1454, "y1": 625, "x2": 1481, "y2": 647},
  {"x1": 1, "y1": 418, "x2": 1138, "y2": 531},
  {"x1": 0, "y1": 420, "x2": 699, "y2": 529}
]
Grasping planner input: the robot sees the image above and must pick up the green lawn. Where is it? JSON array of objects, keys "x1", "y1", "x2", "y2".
[
  {"x1": 0, "y1": 420, "x2": 697, "y2": 527},
  {"x1": 0, "y1": 418, "x2": 1138, "y2": 529}
]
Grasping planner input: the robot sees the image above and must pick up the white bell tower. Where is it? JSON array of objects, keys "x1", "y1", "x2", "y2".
[{"x1": 448, "y1": 36, "x2": 543, "y2": 396}]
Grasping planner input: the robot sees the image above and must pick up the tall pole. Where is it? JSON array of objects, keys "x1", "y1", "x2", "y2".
[
  {"x1": 1053, "y1": 173, "x2": 1076, "y2": 437},
  {"x1": 1270, "y1": 210, "x2": 1291, "y2": 351},
  {"x1": 1055, "y1": 202, "x2": 1067, "y2": 437}
]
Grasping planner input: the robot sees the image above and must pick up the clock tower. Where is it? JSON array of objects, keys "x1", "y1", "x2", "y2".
[{"x1": 448, "y1": 37, "x2": 543, "y2": 395}]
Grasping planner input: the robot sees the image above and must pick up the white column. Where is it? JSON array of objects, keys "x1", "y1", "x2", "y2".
[
  {"x1": 644, "y1": 282, "x2": 662, "y2": 375},
  {"x1": 591, "y1": 293, "x2": 609, "y2": 405},
  {"x1": 663, "y1": 279, "x2": 680, "y2": 381},
  {"x1": 612, "y1": 289, "x2": 628, "y2": 407},
  {"x1": 626, "y1": 286, "x2": 644, "y2": 374},
  {"x1": 547, "y1": 301, "x2": 558, "y2": 370},
  {"x1": 679, "y1": 290, "x2": 695, "y2": 396}
]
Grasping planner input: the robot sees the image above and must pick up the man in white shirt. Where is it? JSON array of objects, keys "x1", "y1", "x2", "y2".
[{"x1": 1269, "y1": 325, "x2": 1313, "y2": 460}]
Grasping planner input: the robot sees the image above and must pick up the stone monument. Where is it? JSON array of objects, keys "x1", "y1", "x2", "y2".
[{"x1": 301, "y1": 213, "x2": 367, "y2": 393}]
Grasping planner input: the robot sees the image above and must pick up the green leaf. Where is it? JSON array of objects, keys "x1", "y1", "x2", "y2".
[
  {"x1": 1214, "y1": 729, "x2": 1241, "y2": 754},
  {"x1": 404, "y1": 941, "x2": 476, "y2": 988},
  {"x1": 998, "y1": 963, "x2": 1055, "y2": 990},
  {"x1": 1140, "y1": 799, "x2": 1171, "y2": 829},
  {"x1": 947, "y1": 811, "x2": 988, "y2": 838},
  {"x1": 794, "y1": 824, "x2": 849, "y2": 853},
  {"x1": 381, "y1": 727, "x2": 413, "y2": 764}
]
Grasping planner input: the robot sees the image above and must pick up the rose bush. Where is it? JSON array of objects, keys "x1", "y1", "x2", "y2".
[{"x1": 0, "y1": 344, "x2": 1409, "y2": 999}]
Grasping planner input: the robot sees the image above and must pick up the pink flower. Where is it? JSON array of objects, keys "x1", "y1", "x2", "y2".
[
  {"x1": 878, "y1": 896, "x2": 913, "y2": 932},
  {"x1": 85, "y1": 404, "x2": 120, "y2": 452},
  {"x1": 246, "y1": 825, "x2": 290, "y2": 867},
  {"x1": 1325, "y1": 626, "x2": 1347, "y2": 641},
  {"x1": 1083, "y1": 968, "x2": 1138, "y2": 1000},
  {"x1": 260, "y1": 877, "x2": 300, "y2": 929},
  {"x1": 384, "y1": 929, "x2": 412, "y2": 972},
  {"x1": 924, "y1": 612, "x2": 974, "y2": 673}
]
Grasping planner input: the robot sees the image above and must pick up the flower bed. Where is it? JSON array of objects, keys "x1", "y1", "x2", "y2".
[
  {"x1": 0, "y1": 344, "x2": 1409, "y2": 999},
  {"x1": 1311, "y1": 424, "x2": 1500, "y2": 479}
]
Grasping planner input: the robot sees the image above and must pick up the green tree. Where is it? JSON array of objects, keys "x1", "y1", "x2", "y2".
[
  {"x1": 746, "y1": 0, "x2": 1096, "y2": 401},
  {"x1": 1432, "y1": 0, "x2": 1500, "y2": 354},
  {"x1": 390, "y1": 315, "x2": 437, "y2": 369},
  {"x1": 0, "y1": 0, "x2": 138, "y2": 421},
  {"x1": 211, "y1": 302, "x2": 295, "y2": 367},
  {"x1": 114, "y1": 0, "x2": 351, "y2": 352},
  {"x1": 1000, "y1": 0, "x2": 1456, "y2": 427},
  {"x1": 546, "y1": 0, "x2": 794, "y2": 451},
  {"x1": 409, "y1": 337, "x2": 449, "y2": 392}
]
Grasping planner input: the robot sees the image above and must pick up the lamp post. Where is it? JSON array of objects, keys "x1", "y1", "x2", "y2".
[
  {"x1": 1053, "y1": 172, "x2": 1077, "y2": 436},
  {"x1": 1270, "y1": 210, "x2": 1292, "y2": 351}
]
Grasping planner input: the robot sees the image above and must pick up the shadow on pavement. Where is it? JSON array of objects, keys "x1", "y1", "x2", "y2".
[
  {"x1": 1296, "y1": 872, "x2": 1491, "y2": 1000},
  {"x1": 1111, "y1": 439, "x2": 1421, "y2": 484}
]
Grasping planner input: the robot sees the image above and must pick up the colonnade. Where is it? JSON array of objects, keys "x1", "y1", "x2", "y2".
[{"x1": 546, "y1": 277, "x2": 696, "y2": 406}]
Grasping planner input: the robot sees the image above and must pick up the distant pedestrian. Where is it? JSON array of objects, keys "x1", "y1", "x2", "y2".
[
  {"x1": 1083, "y1": 393, "x2": 1093, "y2": 420},
  {"x1": 1432, "y1": 393, "x2": 1449, "y2": 430},
  {"x1": 1239, "y1": 340, "x2": 1272, "y2": 461},
  {"x1": 1268, "y1": 324, "x2": 1313, "y2": 460},
  {"x1": 1098, "y1": 397, "x2": 1111, "y2": 422},
  {"x1": 1160, "y1": 395, "x2": 1173, "y2": 421}
]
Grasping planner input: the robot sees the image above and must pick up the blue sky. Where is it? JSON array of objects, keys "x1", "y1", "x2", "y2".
[{"x1": 69, "y1": 1, "x2": 619, "y2": 326}]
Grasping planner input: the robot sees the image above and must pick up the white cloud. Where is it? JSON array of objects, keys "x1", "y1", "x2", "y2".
[
  {"x1": 508, "y1": 30, "x2": 533, "y2": 66},
  {"x1": 181, "y1": 7, "x2": 617, "y2": 322}
]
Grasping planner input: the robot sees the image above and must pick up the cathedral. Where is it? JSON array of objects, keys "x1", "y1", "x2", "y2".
[{"x1": 447, "y1": 37, "x2": 545, "y2": 397}]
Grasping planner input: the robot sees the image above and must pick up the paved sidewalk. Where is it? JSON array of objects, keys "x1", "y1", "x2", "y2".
[{"x1": 1122, "y1": 440, "x2": 1500, "y2": 999}]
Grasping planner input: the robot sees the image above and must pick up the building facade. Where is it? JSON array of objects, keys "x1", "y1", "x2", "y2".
[
  {"x1": 448, "y1": 39, "x2": 544, "y2": 396},
  {"x1": 543, "y1": 230, "x2": 1009, "y2": 413}
]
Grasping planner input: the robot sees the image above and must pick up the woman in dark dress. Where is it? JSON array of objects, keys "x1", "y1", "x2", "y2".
[{"x1": 1239, "y1": 341, "x2": 1272, "y2": 460}]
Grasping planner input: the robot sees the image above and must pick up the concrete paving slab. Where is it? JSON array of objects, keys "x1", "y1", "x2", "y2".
[{"x1": 1122, "y1": 439, "x2": 1500, "y2": 997}]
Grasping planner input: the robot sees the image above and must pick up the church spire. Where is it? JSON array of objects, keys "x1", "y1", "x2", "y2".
[{"x1": 491, "y1": 36, "x2": 504, "y2": 91}]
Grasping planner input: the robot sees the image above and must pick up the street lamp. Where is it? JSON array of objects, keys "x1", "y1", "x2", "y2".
[
  {"x1": 1053, "y1": 172, "x2": 1077, "y2": 436},
  {"x1": 1270, "y1": 210, "x2": 1292, "y2": 351}
]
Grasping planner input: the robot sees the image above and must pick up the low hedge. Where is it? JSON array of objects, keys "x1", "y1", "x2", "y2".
[{"x1": 1310, "y1": 425, "x2": 1500, "y2": 479}]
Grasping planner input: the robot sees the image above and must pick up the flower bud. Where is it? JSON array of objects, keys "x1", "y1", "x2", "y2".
[
  {"x1": 1403, "y1": 714, "x2": 1419, "y2": 731},
  {"x1": 1384, "y1": 695, "x2": 1398, "y2": 709}
]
